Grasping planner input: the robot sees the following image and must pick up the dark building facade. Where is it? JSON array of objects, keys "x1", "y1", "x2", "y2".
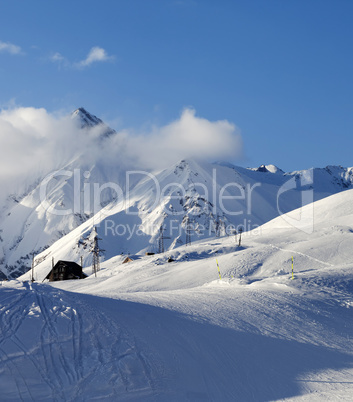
[{"x1": 46, "y1": 260, "x2": 87, "y2": 282}]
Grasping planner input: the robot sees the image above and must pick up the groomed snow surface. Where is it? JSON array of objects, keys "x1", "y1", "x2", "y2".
[{"x1": 2, "y1": 190, "x2": 353, "y2": 400}]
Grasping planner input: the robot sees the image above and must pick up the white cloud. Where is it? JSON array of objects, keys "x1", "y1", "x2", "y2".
[
  {"x1": 76, "y1": 47, "x2": 114, "y2": 68},
  {"x1": 0, "y1": 107, "x2": 79, "y2": 191},
  {"x1": 118, "y1": 108, "x2": 243, "y2": 169},
  {"x1": 50, "y1": 52, "x2": 66, "y2": 62},
  {"x1": 0, "y1": 106, "x2": 243, "y2": 196},
  {"x1": 50, "y1": 47, "x2": 114, "y2": 69},
  {"x1": 50, "y1": 52, "x2": 70, "y2": 69},
  {"x1": 0, "y1": 40, "x2": 22, "y2": 55}
]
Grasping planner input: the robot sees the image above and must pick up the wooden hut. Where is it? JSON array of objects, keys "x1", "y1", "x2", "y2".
[
  {"x1": 122, "y1": 257, "x2": 134, "y2": 264},
  {"x1": 45, "y1": 260, "x2": 87, "y2": 282}
]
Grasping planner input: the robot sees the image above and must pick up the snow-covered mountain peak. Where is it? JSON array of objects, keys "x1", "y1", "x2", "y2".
[
  {"x1": 251, "y1": 164, "x2": 284, "y2": 174},
  {"x1": 215, "y1": 161, "x2": 284, "y2": 175},
  {"x1": 71, "y1": 107, "x2": 116, "y2": 137},
  {"x1": 171, "y1": 159, "x2": 205, "y2": 177},
  {"x1": 72, "y1": 107, "x2": 103, "y2": 128}
]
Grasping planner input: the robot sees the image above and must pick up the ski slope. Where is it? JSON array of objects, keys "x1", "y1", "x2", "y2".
[{"x1": 2, "y1": 190, "x2": 353, "y2": 400}]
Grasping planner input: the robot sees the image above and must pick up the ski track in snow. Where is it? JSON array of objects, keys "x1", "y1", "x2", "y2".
[
  {"x1": 268, "y1": 243, "x2": 335, "y2": 267},
  {"x1": 1, "y1": 276, "x2": 353, "y2": 401},
  {"x1": 0, "y1": 283, "x2": 165, "y2": 401}
]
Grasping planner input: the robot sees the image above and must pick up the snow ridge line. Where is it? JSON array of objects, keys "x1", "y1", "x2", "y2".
[{"x1": 268, "y1": 244, "x2": 335, "y2": 267}]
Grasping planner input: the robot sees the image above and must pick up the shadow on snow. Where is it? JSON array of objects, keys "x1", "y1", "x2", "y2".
[{"x1": 0, "y1": 283, "x2": 352, "y2": 401}]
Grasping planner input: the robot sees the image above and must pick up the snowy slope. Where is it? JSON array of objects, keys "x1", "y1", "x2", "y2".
[
  {"x1": 0, "y1": 154, "x2": 127, "y2": 278},
  {"x1": 25, "y1": 187, "x2": 353, "y2": 287},
  {"x1": 1, "y1": 278, "x2": 352, "y2": 401},
  {"x1": 18, "y1": 159, "x2": 353, "y2": 281},
  {"x1": 0, "y1": 109, "x2": 123, "y2": 278},
  {"x1": 5, "y1": 188, "x2": 353, "y2": 400}
]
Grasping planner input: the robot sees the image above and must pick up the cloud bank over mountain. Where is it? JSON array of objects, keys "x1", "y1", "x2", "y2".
[
  {"x1": 0, "y1": 106, "x2": 243, "y2": 195},
  {"x1": 111, "y1": 108, "x2": 243, "y2": 170}
]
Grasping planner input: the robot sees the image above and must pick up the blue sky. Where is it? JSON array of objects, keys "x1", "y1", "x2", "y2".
[{"x1": 0, "y1": 0, "x2": 352, "y2": 172}]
